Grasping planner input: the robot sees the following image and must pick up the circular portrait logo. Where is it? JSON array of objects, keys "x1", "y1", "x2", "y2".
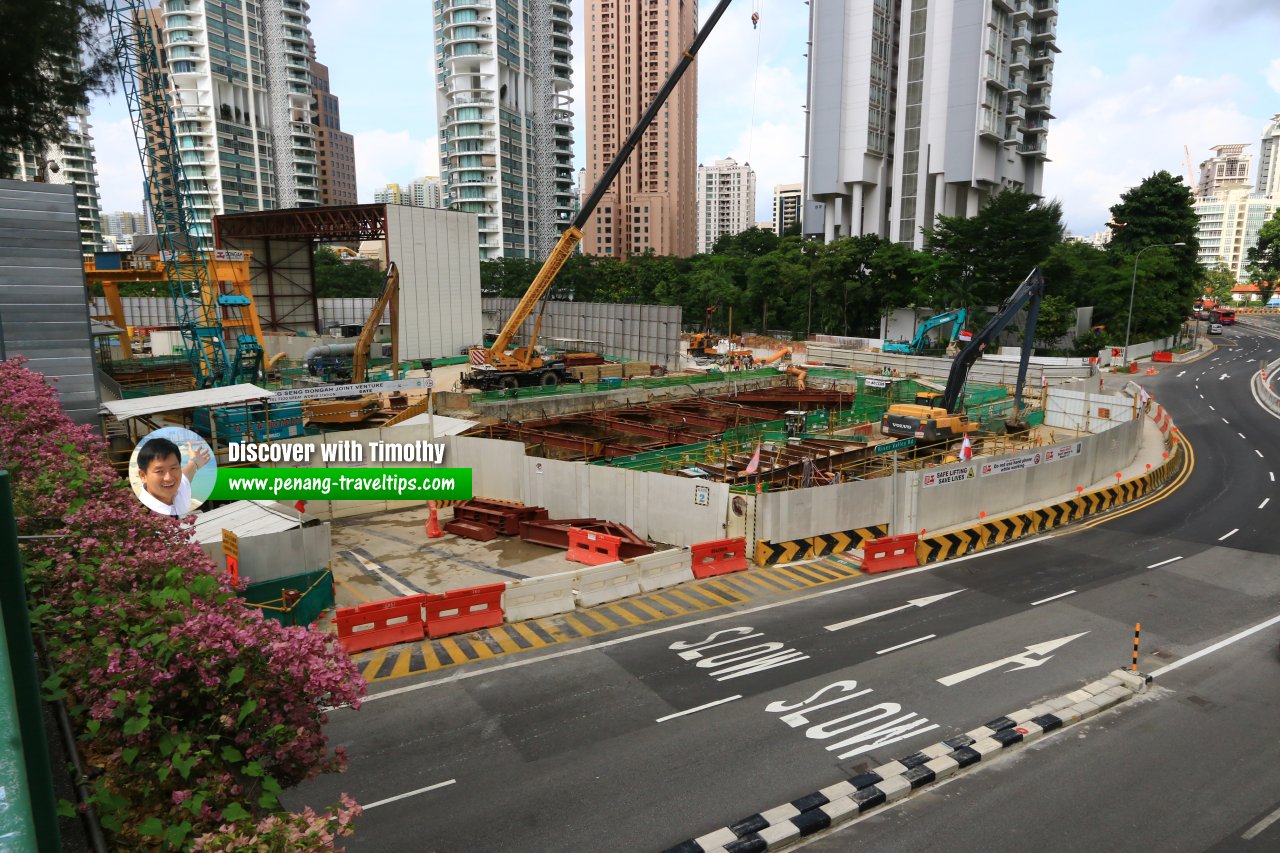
[{"x1": 130, "y1": 427, "x2": 217, "y2": 517}]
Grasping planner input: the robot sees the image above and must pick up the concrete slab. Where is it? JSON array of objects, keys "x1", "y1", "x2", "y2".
[{"x1": 329, "y1": 504, "x2": 584, "y2": 604}]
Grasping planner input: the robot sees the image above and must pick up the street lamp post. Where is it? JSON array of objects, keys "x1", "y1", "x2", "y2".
[{"x1": 1123, "y1": 242, "x2": 1186, "y2": 368}]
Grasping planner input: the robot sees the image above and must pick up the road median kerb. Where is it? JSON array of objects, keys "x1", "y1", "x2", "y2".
[{"x1": 659, "y1": 669, "x2": 1147, "y2": 853}]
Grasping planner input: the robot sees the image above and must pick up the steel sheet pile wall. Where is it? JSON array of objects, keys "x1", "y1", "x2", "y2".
[
  {"x1": 385, "y1": 206, "x2": 481, "y2": 361},
  {"x1": 0, "y1": 180, "x2": 100, "y2": 426},
  {"x1": 482, "y1": 299, "x2": 681, "y2": 369}
]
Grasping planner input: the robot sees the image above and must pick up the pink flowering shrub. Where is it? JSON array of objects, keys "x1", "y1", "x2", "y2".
[{"x1": 0, "y1": 358, "x2": 366, "y2": 850}]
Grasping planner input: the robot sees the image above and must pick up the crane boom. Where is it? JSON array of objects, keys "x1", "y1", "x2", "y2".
[
  {"x1": 352, "y1": 263, "x2": 399, "y2": 383},
  {"x1": 484, "y1": 0, "x2": 737, "y2": 373}
]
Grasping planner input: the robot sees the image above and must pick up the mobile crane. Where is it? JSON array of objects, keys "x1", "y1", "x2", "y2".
[
  {"x1": 882, "y1": 308, "x2": 967, "y2": 355},
  {"x1": 688, "y1": 306, "x2": 720, "y2": 358},
  {"x1": 881, "y1": 269, "x2": 1045, "y2": 442},
  {"x1": 462, "y1": 0, "x2": 737, "y2": 391}
]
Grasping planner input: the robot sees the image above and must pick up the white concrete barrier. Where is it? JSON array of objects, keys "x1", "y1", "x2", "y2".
[
  {"x1": 632, "y1": 548, "x2": 694, "y2": 592},
  {"x1": 501, "y1": 570, "x2": 577, "y2": 622},
  {"x1": 573, "y1": 561, "x2": 643, "y2": 608}
]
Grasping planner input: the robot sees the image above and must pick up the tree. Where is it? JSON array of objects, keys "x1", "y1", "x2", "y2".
[
  {"x1": 313, "y1": 245, "x2": 387, "y2": 298},
  {"x1": 1032, "y1": 293, "x2": 1075, "y2": 350},
  {"x1": 1202, "y1": 261, "x2": 1237, "y2": 305},
  {"x1": 1246, "y1": 209, "x2": 1280, "y2": 305},
  {"x1": 923, "y1": 189, "x2": 1065, "y2": 309},
  {"x1": 0, "y1": 1, "x2": 117, "y2": 177}
]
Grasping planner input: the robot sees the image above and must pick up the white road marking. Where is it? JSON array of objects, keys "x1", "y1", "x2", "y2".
[
  {"x1": 1219, "y1": 373, "x2": 1230, "y2": 380},
  {"x1": 1222, "y1": 417, "x2": 1230, "y2": 424},
  {"x1": 1176, "y1": 370, "x2": 1186, "y2": 378},
  {"x1": 358, "y1": 539, "x2": 1046, "y2": 703},
  {"x1": 363, "y1": 779, "x2": 457, "y2": 810},
  {"x1": 937, "y1": 633, "x2": 1090, "y2": 687},
  {"x1": 1260, "y1": 498, "x2": 1270, "y2": 510},
  {"x1": 1272, "y1": 471, "x2": 1277, "y2": 482},
  {"x1": 1208, "y1": 405, "x2": 1215, "y2": 410},
  {"x1": 1198, "y1": 394, "x2": 1203, "y2": 399},
  {"x1": 1243, "y1": 804, "x2": 1280, "y2": 841},
  {"x1": 1150, "y1": 611, "x2": 1280, "y2": 679},
  {"x1": 876, "y1": 635, "x2": 936, "y2": 655},
  {"x1": 824, "y1": 590, "x2": 964, "y2": 632},
  {"x1": 1030, "y1": 590, "x2": 1077, "y2": 606},
  {"x1": 1238, "y1": 432, "x2": 1247, "y2": 439},
  {"x1": 1218, "y1": 529, "x2": 1239, "y2": 541},
  {"x1": 655, "y1": 695, "x2": 743, "y2": 723},
  {"x1": 1258, "y1": 449, "x2": 1266, "y2": 458},
  {"x1": 1147, "y1": 556, "x2": 1183, "y2": 569}
]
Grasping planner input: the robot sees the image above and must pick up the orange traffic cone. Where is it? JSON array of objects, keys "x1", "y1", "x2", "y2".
[{"x1": 425, "y1": 501, "x2": 444, "y2": 538}]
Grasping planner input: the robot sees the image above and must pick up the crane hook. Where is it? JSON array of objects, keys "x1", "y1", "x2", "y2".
[{"x1": 751, "y1": 11, "x2": 759, "y2": 28}]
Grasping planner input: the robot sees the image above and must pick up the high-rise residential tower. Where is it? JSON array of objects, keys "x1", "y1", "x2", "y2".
[
  {"x1": 311, "y1": 59, "x2": 358, "y2": 206},
  {"x1": 432, "y1": 0, "x2": 575, "y2": 260},
  {"x1": 581, "y1": 0, "x2": 699, "y2": 259},
  {"x1": 1256, "y1": 115, "x2": 1280, "y2": 198},
  {"x1": 696, "y1": 157, "x2": 756, "y2": 254},
  {"x1": 408, "y1": 176, "x2": 444, "y2": 208},
  {"x1": 1195, "y1": 143, "x2": 1251, "y2": 199},
  {"x1": 141, "y1": 0, "x2": 338, "y2": 243},
  {"x1": 804, "y1": 0, "x2": 1059, "y2": 248},
  {"x1": 773, "y1": 183, "x2": 802, "y2": 236},
  {"x1": 4, "y1": 111, "x2": 104, "y2": 255}
]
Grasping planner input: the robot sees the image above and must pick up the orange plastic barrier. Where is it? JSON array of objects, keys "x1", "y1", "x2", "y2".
[
  {"x1": 1152, "y1": 351, "x2": 1173, "y2": 363},
  {"x1": 423, "y1": 583, "x2": 506, "y2": 639},
  {"x1": 567, "y1": 527, "x2": 623, "y2": 566},
  {"x1": 691, "y1": 537, "x2": 747, "y2": 578},
  {"x1": 862, "y1": 534, "x2": 920, "y2": 574},
  {"x1": 335, "y1": 595, "x2": 427, "y2": 653}
]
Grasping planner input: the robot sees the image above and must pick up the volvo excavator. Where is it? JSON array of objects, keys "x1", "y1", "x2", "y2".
[
  {"x1": 880, "y1": 268, "x2": 1045, "y2": 442},
  {"x1": 462, "y1": 0, "x2": 737, "y2": 391}
]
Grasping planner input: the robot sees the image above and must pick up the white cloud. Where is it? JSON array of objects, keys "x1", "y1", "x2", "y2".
[
  {"x1": 352, "y1": 130, "x2": 440, "y2": 200},
  {"x1": 1043, "y1": 56, "x2": 1259, "y2": 237},
  {"x1": 1267, "y1": 58, "x2": 1280, "y2": 96}
]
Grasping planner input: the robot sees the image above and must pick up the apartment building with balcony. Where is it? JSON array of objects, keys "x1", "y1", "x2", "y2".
[
  {"x1": 1195, "y1": 143, "x2": 1251, "y2": 199},
  {"x1": 4, "y1": 111, "x2": 104, "y2": 256},
  {"x1": 1193, "y1": 184, "x2": 1280, "y2": 280},
  {"x1": 773, "y1": 183, "x2": 802, "y2": 236},
  {"x1": 433, "y1": 0, "x2": 575, "y2": 260},
  {"x1": 581, "y1": 0, "x2": 699, "y2": 259},
  {"x1": 804, "y1": 0, "x2": 1058, "y2": 248},
  {"x1": 141, "y1": 0, "x2": 333, "y2": 244},
  {"x1": 374, "y1": 176, "x2": 444, "y2": 208},
  {"x1": 696, "y1": 158, "x2": 756, "y2": 254}
]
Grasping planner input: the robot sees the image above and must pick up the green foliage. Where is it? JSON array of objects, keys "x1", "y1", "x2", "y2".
[
  {"x1": 1202, "y1": 262, "x2": 1237, "y2": 304},
  {"x1": 313, "y1": 245, "x2": 387, "y2": 298},
  {"x1": 923, "y1": 190, "x2": 1065, "y2": 308},
  {"x1": 1033, "y1": 294, "x2": 1076, "y2": 348},
  {"x1": 0, "y1": 0, "x2": 118, "y2": 177}
]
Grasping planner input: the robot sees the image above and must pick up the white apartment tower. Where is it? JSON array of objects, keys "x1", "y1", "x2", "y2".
[
  {"x1": 773, "y1": 183, "x2": 802, "y2": 236},
  {"x1": 1256, "y1": 115, "x2": 1280, "y2": 198},
  {"x1": 408, "y1": 176, "x2": 444, "y2": 208},
  {"x1": 804, "y1": 0, "x2": 1059, "y2": 248},
  {"x1": 696, "y1": 158, "x2": 756, "y2": 254},
  {"x1": 1193, "y1": 185, "x2": 1280, "y2": 280},
  {"x1": 5, "y1": 111, "x2": 104, "y2": 255},
  {"x1": 144, "y1": 0, "x2": 327, "y2": 243},
  {"x1": 1196, "y1": 144, "x2": 1251, "y2": 199},
  {"x1": 432, "y1": 0, "x2": 575, "y2": 260}
]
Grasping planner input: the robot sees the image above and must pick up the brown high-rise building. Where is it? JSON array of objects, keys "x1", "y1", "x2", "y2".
[
  {"x1": 310, "y1": 60, "x2": 358, "y2": 207},
  {"x1": 582, "y1": 0, "x2": 698, "y2": 259}
]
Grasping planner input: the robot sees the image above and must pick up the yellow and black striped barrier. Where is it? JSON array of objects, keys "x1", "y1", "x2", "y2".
[
  {"x1": 755, "y1": 523, "x2": 888, "y2": 566},
  {"x1": 917, "y1": 450, "x2": 1183, "y2": 565}
]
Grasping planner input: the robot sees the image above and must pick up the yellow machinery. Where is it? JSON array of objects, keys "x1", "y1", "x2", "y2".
[
  {"x1": 304, "y1": 263, "x2": 402, "y2": 425},
  {"x1": 463, "y1": 0, "x2": 736, "y2": 391}
]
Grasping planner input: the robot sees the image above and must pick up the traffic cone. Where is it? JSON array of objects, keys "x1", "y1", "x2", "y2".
[{"x1": 425, "y1": 501, "x2": 444, "y2": 538}]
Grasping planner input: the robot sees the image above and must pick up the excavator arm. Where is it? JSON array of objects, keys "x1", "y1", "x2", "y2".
[
  {"x1": 352, "y1": 262, "x2": 399, "y2": 383},
  {"x1": 941, "y1": 268, "x2": 1044, "y2": 413}
]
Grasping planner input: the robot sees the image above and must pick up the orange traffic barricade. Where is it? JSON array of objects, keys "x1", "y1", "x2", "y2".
[
  {"x1": 567, "y1": 527, "x2": 622, "y2": 566},
  {"x1": 423, "y1": 583, "x2": 506, "y2": 639},
  {"x1": 690, "y1": 537, "x2": 747, "y2": 578},
  {"x1": 862, "y1": 533, "x2": 920, "y2": 574},
  {"x1": 335, "y1": 595, "x2": 427, "y2": 654}
]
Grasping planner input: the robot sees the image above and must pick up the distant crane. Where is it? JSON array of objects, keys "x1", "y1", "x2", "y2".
[
  {"x1": 1184, "y1": 144, "x2": 1198, "y2": 190},
  {"x1": 105, "y1": 2, "x2": 261, "y2": 388}
]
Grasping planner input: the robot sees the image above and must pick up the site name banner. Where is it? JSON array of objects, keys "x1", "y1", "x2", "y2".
[{"x1": 209, "y1": 467, "x2": 473, "y2": 501}]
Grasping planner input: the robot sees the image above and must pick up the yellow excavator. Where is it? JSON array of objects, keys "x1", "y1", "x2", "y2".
[
  {"x1": 462, "y1": 0, "x2": 736, "y2": 391},
  {"x1": 880, "y1": 268, "x2": 1045, "y2": 442},
  {"x1": 304, "y1": 262, "x2": 401, "y2": 424}
]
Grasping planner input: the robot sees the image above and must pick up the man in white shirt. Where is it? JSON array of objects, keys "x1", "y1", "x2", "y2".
[{"x1": 135, "y1": 437, "x2": 211, "y2": 517}]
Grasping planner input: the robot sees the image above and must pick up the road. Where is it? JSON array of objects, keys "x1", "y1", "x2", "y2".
[{"x1": 285, "y1": 320, "x2": 1280, "y2": 853}]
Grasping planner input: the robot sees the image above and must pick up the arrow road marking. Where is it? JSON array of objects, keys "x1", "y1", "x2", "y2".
[
  {"x1": 1220, "y1": 373, "x2": 1230, "y2": 380},
  {"x1": 824, "y1": 590, "x2": 965, "y2": 632},
  {"x1": 937, "y1": 632, "x2": 1089, "y2": 687},
  {"x1": 1176, "y1": 370, "x2": 1186, "y2": 377}
]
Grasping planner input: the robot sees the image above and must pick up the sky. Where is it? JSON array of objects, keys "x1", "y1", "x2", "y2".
[{"x1": 89, "y1": 0, "x2": 1280, "y2": 239}]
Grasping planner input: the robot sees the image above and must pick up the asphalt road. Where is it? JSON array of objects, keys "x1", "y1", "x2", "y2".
[{"x1": 286, "y1": 321, "x2": 1280, "y2": 853}]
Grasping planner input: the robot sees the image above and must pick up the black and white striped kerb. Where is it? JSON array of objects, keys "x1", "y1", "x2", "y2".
[{"x1": 661, "y1": 670, "x2": 1145, "y2": 853}]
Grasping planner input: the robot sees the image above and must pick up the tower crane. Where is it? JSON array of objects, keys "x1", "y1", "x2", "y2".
[{"x1": 105, "y1": 2, "x2": 263, "y2": 388}]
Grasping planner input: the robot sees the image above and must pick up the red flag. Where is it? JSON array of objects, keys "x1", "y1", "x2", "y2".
[
  {"x1": 960, "y1": 435, "x2": 973, "y2": 461},
  {"x1": 744, "y1": 442, "x2": 762, "y2": 475},
  {"x1": 294, "y1": 499, "x2": 307, "y2": 513}
]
